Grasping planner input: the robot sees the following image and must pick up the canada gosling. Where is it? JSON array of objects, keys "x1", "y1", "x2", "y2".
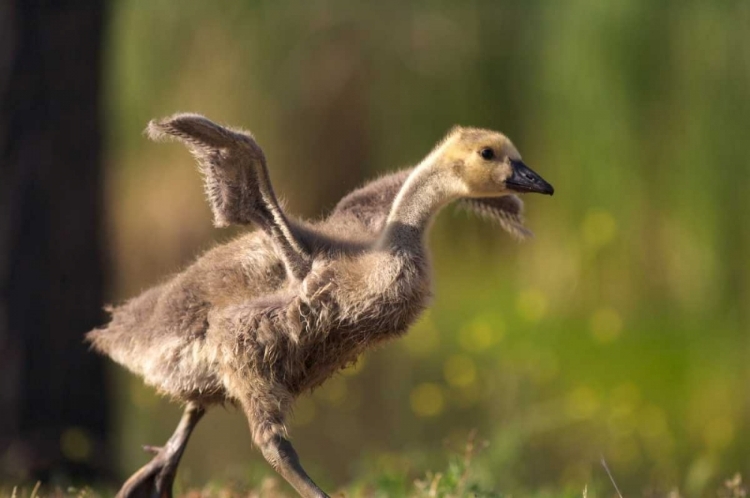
[{"x1": 88, "y1": 114, "x2": 554, "y2": 498}]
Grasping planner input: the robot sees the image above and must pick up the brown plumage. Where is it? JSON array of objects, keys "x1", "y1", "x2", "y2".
[{"x1": 87, "y1": 114, "x2": 554, "y2": 498}]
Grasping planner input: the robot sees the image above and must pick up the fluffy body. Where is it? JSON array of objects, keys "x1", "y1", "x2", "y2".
[{"x1": 89, "y1": 198, "x2": 430, "y2": 444}]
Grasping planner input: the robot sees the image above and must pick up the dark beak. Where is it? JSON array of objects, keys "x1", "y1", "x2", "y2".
[{"x1": 506, "y1": 160, "x2": 554, "y2": 195}]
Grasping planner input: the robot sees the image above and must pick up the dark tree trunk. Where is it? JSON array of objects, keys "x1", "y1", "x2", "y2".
[{"x1": 0, "y1": 0, "x2": 110, "y2": 482}]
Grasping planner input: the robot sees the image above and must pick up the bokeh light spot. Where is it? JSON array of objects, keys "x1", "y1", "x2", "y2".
[
  {"x1": 590, "y1": 307, "x2": 623, "y2": 343},
  {"x1": 443, "y1": 354, "x2": 477, "y2": 388},
  {"x1": 582, "y1": 209, "x2": 617, "y2": 249},
  {"x1": 458, "y1": 316, "x2": 503, "y2": 352},
  {"x1": 566, "y1": 386, "x2": 600, "y2": 420},
  {"x1": 410, "y1": 383, "x2": 445, "y2": 417},
  {"x1": 60, "y1": 427, "x2": 92, "y2": 462},
  {"x1": 516, "y1": 289, "x2": 548, "y2": 323}
]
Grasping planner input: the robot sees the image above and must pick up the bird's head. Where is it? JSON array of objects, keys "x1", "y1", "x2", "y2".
[{"x1": 437, "y1": 126, "x2": 554, "y2": 198}]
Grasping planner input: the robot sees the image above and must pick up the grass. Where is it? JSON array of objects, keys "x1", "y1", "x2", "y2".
[{"x1": 1, "y1": 436, "x2": 746, "y2": 498}]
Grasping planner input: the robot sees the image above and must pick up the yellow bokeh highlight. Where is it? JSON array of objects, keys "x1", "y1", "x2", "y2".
[
  {"x1": 516, "y1": 289, "x2": 548, "y2": 323},
  {"x1": 443, "y1": 354, "x2": 477, "y2": 388},
  {"x1": 582, "y1": 209, "x2": 617, "y2": 249},
  {"x1": 60, "y1": 427, "x2": 92, "y2": 462},
  {"x1": 590, "y1": 307, "x2": 623, "y2": 343},
  {"x1": 566, "y1": 386, "x2": 600, "y2": 420},
  {"x1": 458, "y1": 315, "x2": 503, "y2": 352},
  {"x1": 410, "y1": 383, "x2": 445, "y2": 417}
]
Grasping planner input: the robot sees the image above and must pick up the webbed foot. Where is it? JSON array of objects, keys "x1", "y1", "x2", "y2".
[{"x1": 116, "y1": 403, "x2": 204, "y2": 498}]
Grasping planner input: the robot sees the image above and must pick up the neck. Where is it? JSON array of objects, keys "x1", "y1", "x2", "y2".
[{"x1": 378, "y1": 156, "x2": 460, "y2": 251}]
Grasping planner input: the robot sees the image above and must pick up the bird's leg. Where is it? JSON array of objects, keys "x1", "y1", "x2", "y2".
[
  {"x1": 243, "y1": 401, "x2": 329, "y2": 498},
  {"x1": 258, "y1": 434, "x2": 329, "y2": 498},
  {"x1": 116, "y1": 402, "x2": 205, "y2": 498}
]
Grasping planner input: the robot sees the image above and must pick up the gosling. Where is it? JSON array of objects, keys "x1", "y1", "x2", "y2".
[{"x1": 88, "y1": 115, "x2": 554, "y2": 498}]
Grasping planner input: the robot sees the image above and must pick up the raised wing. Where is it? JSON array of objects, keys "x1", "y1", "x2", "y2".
[{"x1": 147, "y1": 114, "x2": 312, "y2": 279}]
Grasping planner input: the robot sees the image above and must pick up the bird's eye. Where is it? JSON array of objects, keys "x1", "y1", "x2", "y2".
[{"x1": 480, "y1": 148, "x2": 495, "y2": 160}]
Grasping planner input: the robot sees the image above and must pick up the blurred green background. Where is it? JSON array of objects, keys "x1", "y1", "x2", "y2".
[{"x1": 101, "y1": 0, "x2": 749, "y2": 495}]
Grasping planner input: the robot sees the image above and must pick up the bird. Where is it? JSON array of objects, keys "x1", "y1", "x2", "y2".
[{"x1": 87, "y1": 114, "x2": 554, "y2": 498}]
